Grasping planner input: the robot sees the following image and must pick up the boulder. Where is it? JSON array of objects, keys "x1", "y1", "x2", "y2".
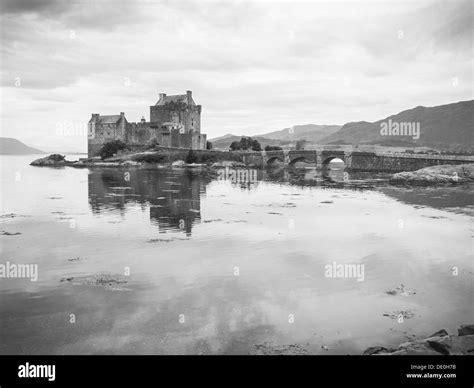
[
  {"x1": 60, "y1": 273, "x2": 130, "y2": 291},
  {"x1": 89, "y1": 161, "x2": 121, "y2": 167},
  {"x1": 458, "y1": 324, "x2": 474, "y2": 336},
  {"x1": 30, "y1": 154, "x2": 68, "y2": 167},
  {"x1": 428, "y1": 329, "x2": 449, "y2": 337},
  {"x1": 121, "y1": 160, "x2": 140, "y2": 166},
  {"x1": 390, "y1": 164, "x2": 474, "y2": 186},
  {"x1": 395, "y1": 340, "x2": 443, "y2": 355},
  {"x1": 363, "y1": 324, "x2": 474, "y2": 355},
  {"x1": 172, "y1": 160, "x2": 186, "y2": 167},
  {"x1": 362, "y1": 346, "x2": 393, "y2": 355},
  {"x1": 426, "y1": 335, "x2": 474, "y2": 355}
]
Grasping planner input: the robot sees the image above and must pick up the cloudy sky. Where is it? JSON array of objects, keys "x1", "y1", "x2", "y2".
[{"x1": 0, "y1": 0, "x2": 472, "y2": 151}]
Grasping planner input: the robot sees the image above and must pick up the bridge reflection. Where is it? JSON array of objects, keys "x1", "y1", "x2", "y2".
[{"x1": 87, "y1": 167, "x2": 391, "y2": 234}]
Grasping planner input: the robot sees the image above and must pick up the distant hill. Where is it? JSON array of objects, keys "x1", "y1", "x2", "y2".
[
  {"x1": 320, "y1": 100, "x2": 474, "y2": 150},
  {"x1": 208, "y1": 133, "x2": 237, "y2": 143},
  {"x1": 209, "y1": 124, "x2": 341, "y2": 150},
  {"x1": 259, "y1": 124, "x2": 341, "y2": 142},
  {"x1": 0, "y1": 137, "x2": 46, "y2": 155},
  {"x1": 47, "y1": 148, "x2": 87, "y2": 155}
]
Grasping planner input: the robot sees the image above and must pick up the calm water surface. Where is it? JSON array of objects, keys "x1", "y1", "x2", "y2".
[{"x1": 1, "y1": 155, "x2": 473, "y2": 354}]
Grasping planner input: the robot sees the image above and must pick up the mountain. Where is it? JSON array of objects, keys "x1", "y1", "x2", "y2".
[
  {"x1": 208, "y1": 133, "x2": 237, "y2": 143},
  {"x1": 209, "y1": 124, "x2": 341, "y2": 150},
  {"x1": 258, "y1": 124, "x2": 341, "y2": 142},
  {"x1": 320, "y1": 100, "x2": 474, "y2": 150},
  {"x1": 0, "y1": 137, "x2": 46, "y2": 155},
  {"x1": 47, "y1": 147, "x2": 87, "y2": 155}
]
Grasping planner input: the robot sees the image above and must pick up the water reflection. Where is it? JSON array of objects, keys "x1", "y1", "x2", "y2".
[
  {"x1": 86, "y1": 167, "x2": 404, "y2": 236},
  {"x1": 87, "y1": 165, "x2": 473, "y2": 240},
  {"x1": 2, "y1": 155, "x2": 473, "y2": 355},
  {"x1": 88, "y1": 169, "x2": 211, "y2": 235},
  {"x1": 263, "y1": 166, "x2": 389, "y2": 189}
]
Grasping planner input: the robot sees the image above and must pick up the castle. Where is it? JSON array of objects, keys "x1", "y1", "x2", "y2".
[{"x1": 87, "y1": 91, "x2": 207, "y2": 157}]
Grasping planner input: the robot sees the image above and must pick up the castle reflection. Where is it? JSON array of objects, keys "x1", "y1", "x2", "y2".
[{"x1": 88, "y1": 168, "x2": 211, "y2": 235}]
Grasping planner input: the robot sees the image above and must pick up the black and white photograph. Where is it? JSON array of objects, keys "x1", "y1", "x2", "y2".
[{"x1": 0, "y1": 0, "x2": 473, "y2": 385}]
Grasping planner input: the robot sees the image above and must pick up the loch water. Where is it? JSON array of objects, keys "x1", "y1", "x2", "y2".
[{"x1": 0, "y1": 155, "x2": 472, "y2": 354}]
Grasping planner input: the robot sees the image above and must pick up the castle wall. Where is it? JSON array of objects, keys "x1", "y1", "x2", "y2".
[
  {"x1": 88, "y1": 125, "x2": 206, "y2": 157},
  {"x1": 184, "y1": 108, "x2": 201, "y2": 134},
  {"x1": 150, "y1": 105, "x2": 173, "y2": 126},
  {"x1": 124, "y1": 124, "x2": 204, "y2": 150},
  {"x1": 192, "y1": 133, "x2": 206, "y2": 149},
  {"x1": 87, "y1": 93, "x2": 205, "y2": 157},
  {"x1": 88, "y1": 118, "x2": 127, "y2": 157},
  {"x1": 88, "y1": 143, "x2": 103, "y2": 158},
  {"x1": 126, "y1": 123, "x2": 171, "y2": 146},
  {"x1": 150, "y1": 104, "x2": 201, "y2": 134}
]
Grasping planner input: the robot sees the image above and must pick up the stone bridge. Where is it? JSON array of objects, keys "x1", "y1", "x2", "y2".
[
  {"x1": 239, "y1": 149, "x2": 474, "y2": 172},
  {"x1": 123, "y1": 146, "x2": 474, "y2": 173}
]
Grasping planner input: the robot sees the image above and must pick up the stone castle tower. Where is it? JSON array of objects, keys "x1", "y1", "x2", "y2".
[{"x1": 150, "y1": 91, "x2": 201, "y2": 134}]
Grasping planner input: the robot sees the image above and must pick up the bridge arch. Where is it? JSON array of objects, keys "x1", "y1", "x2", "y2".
[
  {"x1": 266, "y1": 156, "x2": 285, "y2": 166},
  {"x1": 322, "y1": 155, "x2": 346, "y2": 168},
  {"x1": 289, "y1": 156, "x2": 313, "y2": 166}
]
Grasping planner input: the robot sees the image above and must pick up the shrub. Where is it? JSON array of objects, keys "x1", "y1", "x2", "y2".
[
  {"x1": 229, "y1": 141, "x2": 241, "y2": 151},
  {"x1": 295, "y1": 140, "x2": 307, "y2": 150},
  {"x1": 198, "y1": 153, "x2": 218, "y2": 164},
  {"x1": 264, "y1": 145, "x2": 283, "y2": 151},
  {"x1": 147, "y1": 137, "x2": 160, "y2": 149},
  {"x1": 49, "y1": 154, "x2": 66, "y2": 161},
  {"x1": 183, "y1": 150, "x2": 222, "y2": 165},
  {"x1": 98, "y1": 140, "x2": 128, "y2": 160},
  {"x1": 251, "y1": 140, "x2": 262, "y2": 151},
  {"x1": 206, "y1": 141, "x2": 213, "y2": 150},
  {"x1": 229, "y1": 137, "x2": 261, "y2": 151},
  {"x1": 134, "y1": 153, "x2": 168, "y2": 163}
]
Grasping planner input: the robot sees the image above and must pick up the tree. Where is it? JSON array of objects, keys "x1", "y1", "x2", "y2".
[
  {"x1": 265, "y1": 145, "x2": 283, "y2": 151},
  {"x1": 229, "y1": 141, "x2": 242, "y2": 151},
  {"x1": 230, "y1": 137, "x2": 261, "y2": 151},
  {"x1": 295, "y1": 139, "x2": 307, "y2": 150},
  {"x1": 206, "y1": 141, "x2": 213, "y2": 150},
  {"x1": 98, "y1": 140, "x2": 128, "y2": 160},
  {"x1": 251, "y1": 139, "x2": 262, "y2": 151},
  {"x1": 240, "y1": 137, "x2": 251, "y2": 150}
]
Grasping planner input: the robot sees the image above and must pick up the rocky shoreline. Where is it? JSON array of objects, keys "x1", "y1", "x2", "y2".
[
  {"x1": 363, "y1": 324, "x2": 474, "y2": 355},
  {"x1": 389, "y1": 164, "x2": 474, "y2": 186},
  {"x1": 31, "y1": 154, "x2": 474, "y2": 188},
  {"x1": 29, "y1": 153, "x2": 245, "y2": 169}
]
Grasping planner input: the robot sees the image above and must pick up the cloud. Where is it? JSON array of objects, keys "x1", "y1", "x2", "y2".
[
  {"x1": 0, "y1": 0, "x2": 472, "y2": 149},
  {"x1": 1, "y1": 0, "x2": 67, "y2": 15}
]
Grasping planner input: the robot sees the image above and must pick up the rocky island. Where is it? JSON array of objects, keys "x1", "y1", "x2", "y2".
[{"x1": 390, "y1": 164, "x2": 474, "y2": 186}]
